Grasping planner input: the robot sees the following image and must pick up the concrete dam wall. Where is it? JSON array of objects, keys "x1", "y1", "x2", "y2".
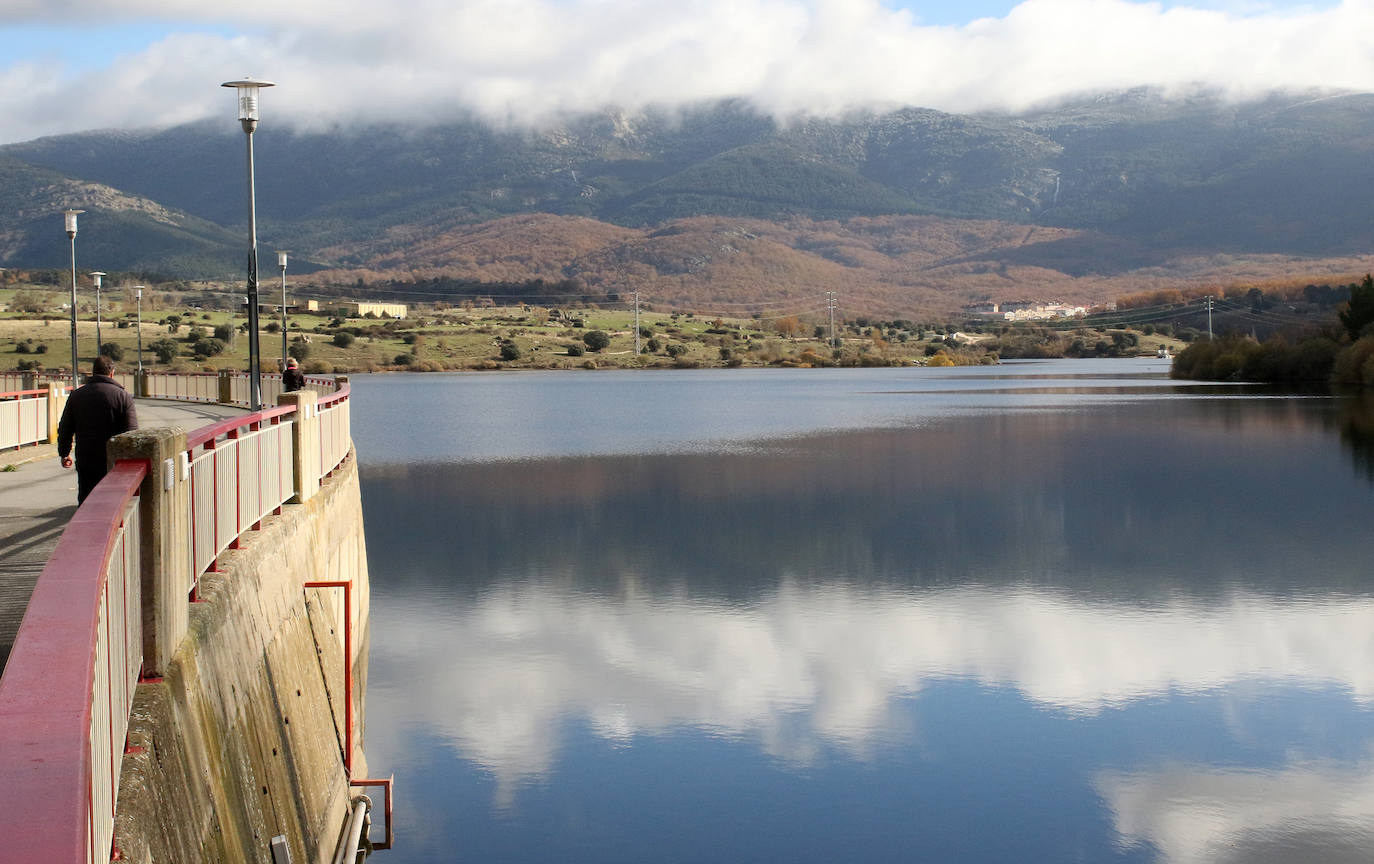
[{"x1": 111, "y1": 452, "x2": 370, "y2": 864}]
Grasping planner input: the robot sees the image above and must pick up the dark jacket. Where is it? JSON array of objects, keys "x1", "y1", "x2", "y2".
[
  {"x1": 57, "y1": 376, "x2": 138, "y2": 471},
  {"x1": 282, "y1": 367, "x2": 306, "y2": 392}
]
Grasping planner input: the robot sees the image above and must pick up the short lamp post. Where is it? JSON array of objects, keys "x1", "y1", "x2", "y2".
[
  {"x1": 222, "y1": 77, "x2": 275, "y2": 411},
  {"x1": 64, "y1": 209, "x2": 85, "y2": 388},
  {"x1": 135, "y1": 286, "x2": 145, "y2": 374},
  {"x1": 90, "y1": 271, "x2": 106, "y2": 352},
  {"x1": 276, "y1": 250, "x2": 290, "y2": 366}
]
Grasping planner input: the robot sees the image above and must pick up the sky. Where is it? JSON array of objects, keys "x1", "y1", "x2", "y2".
[{"x1": 0, "y1": 0, "x2": 1367, "y2": 145}]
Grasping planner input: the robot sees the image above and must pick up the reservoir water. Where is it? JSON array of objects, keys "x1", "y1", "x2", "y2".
[{"x1": 351, "y1": 359, "x2": 1374, "y2": 864}]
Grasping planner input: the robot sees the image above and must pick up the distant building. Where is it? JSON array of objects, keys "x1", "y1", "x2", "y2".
[
  {"x1": 341, "y1": 302, "x2": 407, "y2": 319},
  {"x1": 1001, "y1": 303, "x2": 1086, "y2": 322}
]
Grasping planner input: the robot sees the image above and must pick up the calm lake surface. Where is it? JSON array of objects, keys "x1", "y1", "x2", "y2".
[{"x1": 351, "y1": 360, "x2": 1374, "y2": 864}]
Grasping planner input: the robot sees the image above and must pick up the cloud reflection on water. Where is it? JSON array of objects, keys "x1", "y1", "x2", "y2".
[
  {"x1": 369, "y1": 582, "x2": 1374, "y2": 826},
  {"x1": 1101, "y1": 761, "x2": 1374, "y2": 864}
]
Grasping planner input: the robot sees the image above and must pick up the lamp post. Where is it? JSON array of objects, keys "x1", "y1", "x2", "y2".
[
  {"x1": 135, "y1": 286, "x2": 144, "y2": 374},
  {"x1": 64, "y1": 209, "x2": 85, "y2": 388},
  {"x1": 90, "y1": 271, "x2": 106, "y2": 352},
  {"x1": 222, "y1": 77, "x2": 275, "y2": 411},
  {"x1": 275, "y1": 250, "x2": 290, "y2": 366}
]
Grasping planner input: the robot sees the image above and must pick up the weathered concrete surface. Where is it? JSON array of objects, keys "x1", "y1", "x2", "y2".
[{"x1": 112, "y1": 450, "x2": 370, "y2": 864}]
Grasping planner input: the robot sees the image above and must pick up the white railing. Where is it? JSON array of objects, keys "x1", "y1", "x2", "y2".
[
  {"x1": 224, "y1": 372, "x2": 335, "y2": 408},
  {"x1": 186, "y1": 408, "x2": 297, "y2": 597},
  {"x1": 90, "y1": 495, "x2": 143, "y2": 864},
  {"x1": 143, "y1": 371, "x2": 219, "y2": 403},
  {"x1": 318, "y1": 389, "x2": 351, "y2": 477},
  {"x1": 0, "y1": 390, "x2": 49, "y2": 450}
]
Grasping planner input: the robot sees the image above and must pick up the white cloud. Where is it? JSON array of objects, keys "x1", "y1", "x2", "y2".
[{"x1": 5, "y1": 0, "x2": 1368, "y2": 143}]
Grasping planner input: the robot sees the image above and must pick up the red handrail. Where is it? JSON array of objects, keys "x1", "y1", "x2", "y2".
[
  {"x1": 0, "y1": 460, "x2": 147, "y2": 862},
  {"x1": 318, "y1": 383, "x2": 350, "y2": 409},
  {"x1": 0, "y1": 389, "x2": 47, "y2": 399},
  {"x1": 185, "y1": 404, "x2": 298, "y2": 449}
]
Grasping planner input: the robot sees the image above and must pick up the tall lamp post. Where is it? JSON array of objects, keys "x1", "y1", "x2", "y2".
[
  {"x1": 90, "y1": 271, "x2": 106, "y2": 352},
  {"x1": 222, "y1": 77, "x2": 275, "y2": 411},
  {"x1": 275, "y1": 250, "x2": 290, "y2": 366},
  {"x1": 64, "y1": 209, "x2": 85, "y2": 388},
  {"x1": 135, "y1": 286, "x2": 145, "y2": 374}
]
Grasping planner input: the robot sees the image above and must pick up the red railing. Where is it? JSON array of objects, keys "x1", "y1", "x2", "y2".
[{"x1": 0, "y1": 461, "x2": 146, "y2": 864}]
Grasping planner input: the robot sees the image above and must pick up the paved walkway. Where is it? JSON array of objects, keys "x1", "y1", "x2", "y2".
[{"x1": 0, "y1": 400, "x2": 246, "y2": 673}]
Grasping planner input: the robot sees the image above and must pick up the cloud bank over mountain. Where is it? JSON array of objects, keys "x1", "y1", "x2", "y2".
[{"x1": 3, "y1": 0, "x2": 1373, "y2": 144}]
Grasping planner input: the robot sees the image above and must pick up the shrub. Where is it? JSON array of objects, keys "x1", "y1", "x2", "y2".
[
  {"x1": 566, "y1": 343, "x2": 585, "y2": 357},
  {"x1": 150, "y1": 339, "x2": 179, "y2": 363},
  {"x1": 14, "y1": 340, "x2": 31, "y2": 354},
  {"x1": 1340, "y1": 274, "x2": 1374, "y2": 340},
  {"x1": 646, "y1": 337, "x2": 662, "y2": 353},
  {"x1": 583, "y1": 330, "x2": 611, "y2": 352},
  {"x1": 1333, "y1": 336, "x2": 1374, "y2": 387},
  {"x1": 99, "y1": 342, "x2": 125, "y2": 361},
  {"x1": 214, "y1": 323, "x2": 235, "y2": 342},
  {"x1": 393, "y1": 353, "x2": 414, "y2": 366},
  {"x1": 332, "y1": 332, "x2": 356, "y2": 348},
  {"x1": 499, "y1": 342, "x2": 521, "y2": 361},
  {"x1": 35, "y1": 343, "x2": 48, "y2": 354},
  {"x1": 665, "y1": 343, "x2": 688, "y2": 358},
  {"x1": 193, "y1": 338, "x2": 226, "y2": 358},
  {"x1": 288, "y1": 342, "x2": 311, "y2": 361}
]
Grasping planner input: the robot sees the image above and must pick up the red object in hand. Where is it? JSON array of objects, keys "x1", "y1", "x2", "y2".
[{"x1": 61, "y1": 457, "x2": 73, "y2": 469}]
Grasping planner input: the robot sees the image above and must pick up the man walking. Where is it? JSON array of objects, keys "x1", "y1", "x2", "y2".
[{"x1": 57, "y1": 356, "x2": 138, "y2": 504}]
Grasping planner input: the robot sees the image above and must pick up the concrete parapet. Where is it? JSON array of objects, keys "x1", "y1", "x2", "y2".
[
  {"x1": 218, "y1": 370, "x2": 234, "y2": 405},
  {"x1": 279, "y1": 390, "x2": 320, "y2": 503},
  {"x1": 109, "y1": 426, "x2": 191, "y2": 678},
  {"x1": 46, "y1": 383, "x2": 65, "y2": 444},
  {"x1": 113, "y1": 449, "x2": 369, "y2": 864}
]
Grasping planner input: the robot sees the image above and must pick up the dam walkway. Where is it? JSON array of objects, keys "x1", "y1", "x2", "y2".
[
  {"x1": 0, "y1": 399, "x2": 246, "y2": 674},
  {"x1": 0, "y1": 371, "x2": 371, "y2": 863}
]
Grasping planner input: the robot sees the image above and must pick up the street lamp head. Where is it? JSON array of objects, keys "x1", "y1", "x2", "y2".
[
  {"x1": 135, "y1": 285, "x2": 143, "y2": 298},
  {"x1": 276, "y1": 250, "x2": 290, "y2": 270},
  {"x1": 90, "y1": 270, "x2": 106, "y2": 288},
  {"x1": 222, "y1": 78, "x2": 275, "y2": 132},
  {"x1": 63, "y1": 208, "x2": 85, "y2": 239}
]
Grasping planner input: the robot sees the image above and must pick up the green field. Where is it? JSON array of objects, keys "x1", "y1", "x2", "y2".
[{"x1": 0, "y1": 283, "x2": 1186, "y2": 374}]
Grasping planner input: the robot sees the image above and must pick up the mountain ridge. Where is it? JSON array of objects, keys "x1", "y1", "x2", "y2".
[{"x1": 3, "y1": 89, "x2": 1373, "y2": 315}]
